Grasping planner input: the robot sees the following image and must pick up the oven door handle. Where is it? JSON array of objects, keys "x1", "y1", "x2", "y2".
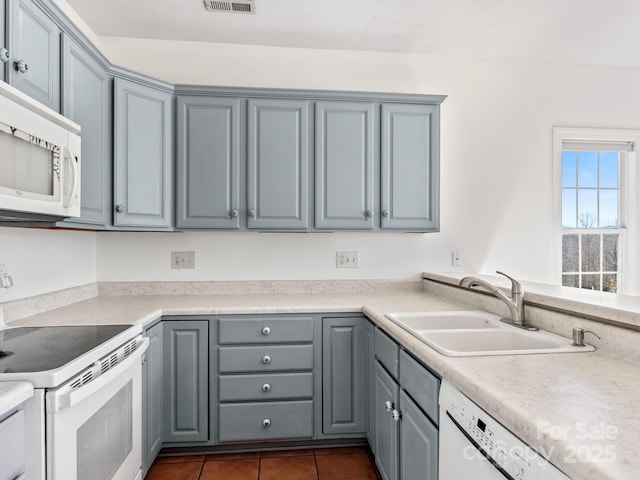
[{"x1": 47, "y1": 337, "x2": 149, "y2": 413}]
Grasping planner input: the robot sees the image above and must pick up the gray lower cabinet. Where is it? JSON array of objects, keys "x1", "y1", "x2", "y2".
[
  {"x1": 381, "y1": 103, "x2": 439, "y2": 231},
  {"x1": 163, "y1": 320, "x2": 209, "y2": 443},
  {"x1": 364, "y1": 320, "x2": 375, "y2": 446},
  {"x1": 61, "y1": 34, "x2": 112, "y2": 227},
  {"x1": 247, "y1": 98, "x2": 311, "y2": 230},
  {"x1": 315, "y1": 101, "x2": 376, "y2": 230},
  {"x1": 176, "y1": 96, "x2": 241, "y2": 229},
  {"x1": 142, "y1": 322, "x2": 163, "y2": 477},
  {"x1": 322, "y1": 316, "x2": 365, "y2": 435},
  {"x1": 374, "y1": 360, "x2": 400, "y2": 480},
  {"x1": 0, "y1": 0, "x2": 5, "y2": 83},
  {"x1": 114, "y1": 78, "x2": 173, "y2": 229},
  {"x1": 7, "y1": 0, "x2": 60, "y2": 111},
  {"x1": 399, "y1": 391, "x2": 438, "y2": 480}
]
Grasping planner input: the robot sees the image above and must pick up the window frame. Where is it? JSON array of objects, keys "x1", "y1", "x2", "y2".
[{"x1": 552, "y1": 127, "x2": 640, "y2": 295}]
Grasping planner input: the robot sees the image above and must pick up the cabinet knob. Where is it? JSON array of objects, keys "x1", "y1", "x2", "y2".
[
  {"x1": 262, "y1": 355, "x2": 271, "y2": 365},
  {"x1": 230, "y1": 209, "x2": 239, "y2": 218},
  {"x1": 262, "y1": 326, "x2": 271, "y2": 335},
  {"x1": 385, "y1": 400, "x2": 393, "y2": 412},
  {"x1": 115, "y1": 204, "x2": 125, "y2": 213},
  {"x1": 0, "y1": 48, "x2": 9, "y2": 63},
  {"x1": 14, "y1": 60, "x2": 28, "y2": 73},
  {"x1": 392, "y1": 409, "x2": 401, "y2": 422},
  {"x1": 365, "y1": 209, "x2": 374, "y2": 218},
  {"x1": 262, "y1": 418, "x2": 271, "y2": 428},
  {"x1": 382, "y1": 210, "x2": 390, "y2": 218},
  {"x1": 248, "y1": 209, "x2": 256, "y2": 218},
  {"x1": 262, "y1": 383, "x2": 271, "y2": 392}
]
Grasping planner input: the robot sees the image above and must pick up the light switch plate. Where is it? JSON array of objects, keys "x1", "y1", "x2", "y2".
[
  {"x1": 171, "y1": 251, "x2": 196, "y2": 269},
  {"x1": 336, "y1": 251, "x2": 359, "y2": 269}
]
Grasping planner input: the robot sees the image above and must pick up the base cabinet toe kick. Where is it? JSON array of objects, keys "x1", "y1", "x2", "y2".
[{"x1": 141, "y1": 314, "x2": 442, "y2": 480}]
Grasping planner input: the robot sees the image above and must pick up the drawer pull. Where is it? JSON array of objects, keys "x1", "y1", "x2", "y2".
[
  {"x1": 263, "y1": 418, "x2": 271, "y2": 428},
  {"x1": 262, "y1": 383, "x2": 271, "y2": 392},
  {"x1": 262, "y1": 355, "x2": 271, "y2": 365},
  {"x1": 385, "y1": 400, "x2": 393, "y2": 412},
  {"x1": 262, "y1": 326, "x2": 271, "y2": 335}
]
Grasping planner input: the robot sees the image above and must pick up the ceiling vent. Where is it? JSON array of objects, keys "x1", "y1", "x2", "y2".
[{"x1": 203, "y1": 0, "x2": 255, "y2": 14}]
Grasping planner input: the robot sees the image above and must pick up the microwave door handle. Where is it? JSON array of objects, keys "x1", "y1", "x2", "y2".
[
  {"x1": 46, "y1": 337, "x2": 149, "y2": 413},
  {"x1": 63, "y1": 146, "x2": 79, "y2": 208}
]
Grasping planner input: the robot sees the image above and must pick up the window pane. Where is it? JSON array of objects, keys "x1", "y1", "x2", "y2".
[
  {"x1": 562, "y1": 234, "x2": 579, "y2": 272},
  {"x1": 599, "y1": 190, "x2": 619, "y2": 228},
  {"x1": 562, "y1": 274, "x2": 579, "y2": 288},
  {"x1": 603, "y1": 274, "x2": 617, "y2": 293},
  {"x1": 578, "y1": 190, "x2": 598, "y2": 227},
  {"x1": 599, "y1": 152, "x2": 619, "y2": 188},
  {"x1": 578, "y1": 151, "x2": 598, "y2": 187},
  {"x1": 561, "y1": 151, "x2": 577, "y2": 187},
  {"x1": 603, "y1": 234, "x2": 618, "y2": 272},
  {"x1": 581, "y1": 234, "x2": 601, "y2": 272},
  {"x1": 581, "y1": 274, "x2": 601, "y2": 290},
  {"x1": 562, "y1": 189, "x2": 576, "y2": 228}
]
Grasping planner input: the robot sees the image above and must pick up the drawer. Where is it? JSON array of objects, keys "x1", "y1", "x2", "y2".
[
  {"x1": 219, "y1": 372, "x2": 314, "y2": 402},
  {"x1": 218, "y1": 316, "x2": 314, "y2": 344},
  {"x1": 374, "y1": 328, "x2": 399, "y2": 379},
  {"x1": 0, "y1": 408, "x2": 25, "y2": 480},
  {"x1": 218, "y1": 344, "x2": 314, "y2": 373},
  {"x1": 399, "y1": 350, "x2": 440, "y2": 425},
  {"x1": 218, "y1": 400, "x2": 313, "y2": 442}
]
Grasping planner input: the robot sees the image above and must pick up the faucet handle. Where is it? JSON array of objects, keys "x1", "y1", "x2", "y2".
[{"x1": 496, "y1": 271, "x2": 522, "y2": 294}]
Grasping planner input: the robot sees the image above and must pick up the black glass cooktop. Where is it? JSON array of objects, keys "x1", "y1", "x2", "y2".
[{"x1": 0, "y1": 325, "x2": 132, "y2": 373}]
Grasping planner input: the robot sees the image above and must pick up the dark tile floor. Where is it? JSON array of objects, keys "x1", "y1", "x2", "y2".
[{"x1": 146, "y1": 447, "x2": 380, "y2": 480}]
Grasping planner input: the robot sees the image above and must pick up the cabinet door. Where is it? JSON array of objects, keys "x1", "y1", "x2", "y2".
[
  {"x1": 399, "y1": 391, "x2": 438, "y2": 480},
  {"x1": 1, "y1": 0, "x2": 5, "y2": 83},
  {"x1": 364, "y1": 321, "x2": 375, "y2": 447},
  {"x1": 322, "y1": 317, "x2": 365, "y2": 435},
  {"x1": 8, "y1": 0, "x2": 60, "y2": 111},
  {"x1": 142, "y1": 322, "x2": 164, "y2": 476},
  {"x1": 114, "y1": 78, "x2": 173, "y2": 228},
  {"x1": 247, "y1": 99, "x2": 311, "y2": 230},
  {"x1": 176, "y1": 96, "x2": 241, "y2": 229},
  {"x1": 61, "y1": 35, "x2": 111, "y2": 226},
  {"x1": 374, "y1": 361, "x2": 399, "y2": 480},
  {"x1": 381, "y1": 104, "x2": 439, "y2": 231},
  {"x1": 163, "y1": 320, "x2": 209, "y2": 443},
  {"x1": 315, "y1": 101, "x2": 376, "y2": 230}
]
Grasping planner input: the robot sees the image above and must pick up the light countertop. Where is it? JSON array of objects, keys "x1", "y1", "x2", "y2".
[
  {"x1": 8, "y1": 290, "x2": 640, "y2": 480},
  {"x1": 0, "y1": 382, "x2": 33, "y2": 416}
]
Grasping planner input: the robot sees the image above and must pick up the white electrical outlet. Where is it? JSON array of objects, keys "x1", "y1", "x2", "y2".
[
  {"x1": 171, "y1": 251, "x2": 196, "y2": 269},
  {"x1": 452, "y1": 251, "x2": 462, "y2": 267},
  {"x1": 336, "y1": 251, "x2": 359, "y2": 269},
  {"x1": 0, "y1": 264, "x2": 15, "y2": 302}
]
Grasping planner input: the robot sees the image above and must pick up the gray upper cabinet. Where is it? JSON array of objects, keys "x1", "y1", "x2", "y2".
[
  {"x1": 322, "y1": 316, "x2": 365, "y2": 436},
  {"x1": 1, "y1": 0, "x2": 6, "y2": 83},
  {"x1": 176, "y1": 96, "x2": 241, "y2": 229},
  {"x1": 7, "y1": 0, "x2": 60, "y2": 111},
  {"x1": 381, "y1": 103, "x2": 439, "y2": 231},
  {"x1": 142, "y1": 322, "x2": 164, "y2": 477},
  {"x1": 315, "y1": 101, "x2": 376, "y2": 230},
  {"x1": 247, "y1": 98, "x2": 311, "y2": 230},
  {"x1": 61, "y1": 34, "x2": 111, "y2": 227},
  {"x1": 114, "y1": 78, "x2": 173, "y2": 229},
  {"x1": 163, "y1": 320, "x2": 209, "y2": 443}
]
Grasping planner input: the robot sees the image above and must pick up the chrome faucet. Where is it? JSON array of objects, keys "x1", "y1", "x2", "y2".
[{"x1": 459, "y1": 271, "x2": 538, "y2": 331}]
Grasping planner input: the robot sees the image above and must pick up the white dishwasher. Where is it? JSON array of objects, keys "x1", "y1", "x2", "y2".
[{"x1": 439, "y1": 381, "x2": 570, "y2": 480}]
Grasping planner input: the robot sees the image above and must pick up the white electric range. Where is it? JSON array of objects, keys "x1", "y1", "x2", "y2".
[{"x1": 0, "y1": 322, "x2": 148, "y2": 480}]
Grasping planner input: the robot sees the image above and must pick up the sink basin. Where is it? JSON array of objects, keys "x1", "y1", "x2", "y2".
[
  {"x1": 384, "y1": 310, "x2": 595, "y2": 357},
  {"x1": 385, "y1": 311, "x2": 497, "y2": 330}
]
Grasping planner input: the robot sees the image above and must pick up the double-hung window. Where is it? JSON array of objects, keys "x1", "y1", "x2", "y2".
[{"x1": 553, "y1": 127, "x2": 639, "y2": 295}]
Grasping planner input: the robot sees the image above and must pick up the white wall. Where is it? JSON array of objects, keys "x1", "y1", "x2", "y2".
[
  {"x1": 0, "y1": 227, "x2": 96, "y2": 300},
  {"x1": 95, "y1": 38, "x2": 640, "y2": 284}
]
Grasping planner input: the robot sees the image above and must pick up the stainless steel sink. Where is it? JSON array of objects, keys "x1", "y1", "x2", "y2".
[{"x1": 384, "y1": 311, "x2": 595, "y2": 357}]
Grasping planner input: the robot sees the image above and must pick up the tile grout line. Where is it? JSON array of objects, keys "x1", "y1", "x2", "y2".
[
  {"x1": 313, "y1": 451, "x2": 320, "y2": 480},
  {"x1": 197, "y1": 459, "x2": 205, "y2": 480}
]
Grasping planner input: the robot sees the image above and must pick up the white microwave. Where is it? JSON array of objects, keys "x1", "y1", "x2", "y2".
[{"x1": 0, "y1": 81, "x2": 81, "y2": 221}]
